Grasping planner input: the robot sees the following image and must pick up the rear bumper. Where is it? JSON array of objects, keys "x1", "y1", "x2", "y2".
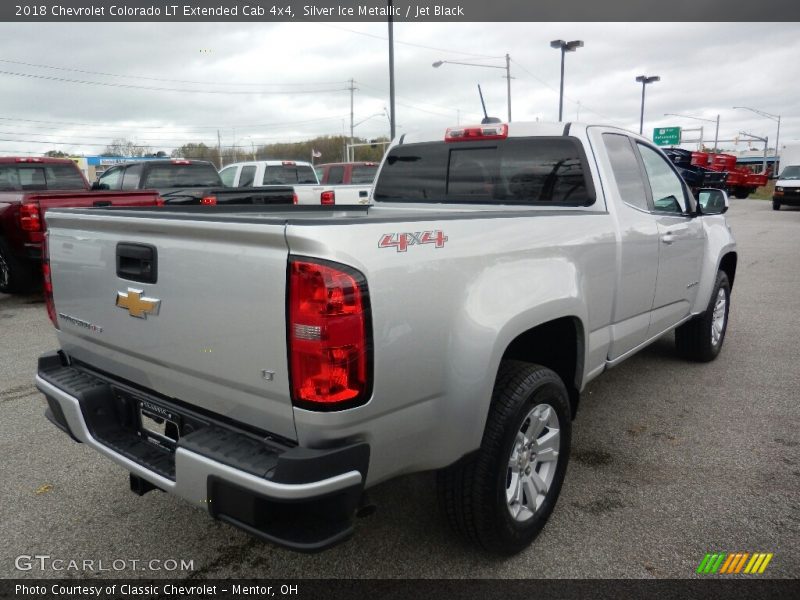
[{"x1": 36, "y1": 351, "x2": 369, "y2": 552}]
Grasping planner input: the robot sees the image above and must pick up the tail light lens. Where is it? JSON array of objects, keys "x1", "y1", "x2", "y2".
[
  {"x1": 200, "y1": 195, "x2": 217, "y2": 206},
  {"x1": 445, "y1": 124, "x2": 508, "y2": 142},
  {"x1": 320, "y1": 190, "x2": 335, "y2": 205},
  {"x1": 288, "y1": 258, "x2": 372, "y2": 411},
  {"x1": 292, "y1": 192, "x2": 299, "y2": 205},
  {"x1": 19, "y1": 203, "x2": 42, "y2": 232},
  {"x1": 155, "y1": 196, "x2": 166, "y2": 206},
  {"x1": 42, "y1": 234, "x2": 58, "y2": 329}
]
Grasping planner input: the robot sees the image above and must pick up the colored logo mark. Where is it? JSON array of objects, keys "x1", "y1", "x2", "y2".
[{"x1": 696, "y1": 552, "x2": 773, "y2": 575}]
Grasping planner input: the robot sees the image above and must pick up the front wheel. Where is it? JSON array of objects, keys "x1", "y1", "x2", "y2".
[
  {"x1": 675, "y1": 271, "x2": 731, "y2": 362},
  {"x1": 437, "y1": 361, "x2": 571, "y2": 555},
  {"x1": 772, "y1": 200, "x2": 781, "y2": 211}
]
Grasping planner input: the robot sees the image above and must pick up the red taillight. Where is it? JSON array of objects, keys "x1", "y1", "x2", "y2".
[
  {"x1": 320, "y1": 190, "x2": 335, "y2": 205},
  {"x1": 288, "y1": 258, "x2": 372, "y2": 410},
  {"x1": 200, "y1": 195, "x2": 217, "y2": 205},
  {"x1": 15, "y1": 157, "x2": 43, "y2": 163},
  {"x1": 155, "y1": 196, "x2": 166, "y2": 206},
  {"x1": 19, "y1": 203, "x2": 42, "y2": 232},
  {"x1": 172, "y1": 159, "x2": 191, "y2": 165},
  {"x1": 445, "y1": 124, "x2": 508, "y2": 142},
  {"x1": 282, "y1": 161, "x2": 296, "y2": 166},
  {"x1": 42, "y1": 235, "x2": 58, "y2": 329},
  {"x1": 292, "y1": 192, "x2": 299, "y2": 205}
]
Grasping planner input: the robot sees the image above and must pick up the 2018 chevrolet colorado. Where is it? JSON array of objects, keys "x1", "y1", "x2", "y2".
[{"x1": 36, "y1": 122, "x2": 737, "y2": 554}]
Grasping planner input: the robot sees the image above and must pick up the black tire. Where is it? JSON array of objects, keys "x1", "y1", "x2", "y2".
[
  {"x1": 733, "y1": 188, "x2": 750, "y2": 199},
  {"x1": 437, "y1": 361, "x2": 571, "y2": 555},
  {"x1": 772, "y1": 200, "x2": 781, "y2": 211},
  {"x1": 675, "y1": 271, "x2": 730, "y2": 362},
  {"x1": 0, "y1": 237, "x2": 36, "y2": 294}
]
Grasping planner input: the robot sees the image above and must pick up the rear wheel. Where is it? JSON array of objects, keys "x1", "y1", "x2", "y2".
[
  {"x1": 675, "y1": 271, "x2": 730, "y2": 362},
  {"x1": 0, "y1": 238, "x2": 36, "y2": 294},
  {"x1": 733, "y1": 188, "x2": 750, "y2": 199},
  {"x1": 437, "y1": 361, "x2": 571, "y2": 554}
]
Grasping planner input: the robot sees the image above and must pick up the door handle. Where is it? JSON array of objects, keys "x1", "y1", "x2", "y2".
[{"x1": 661, "y1": 234, "x2": 676, "y2": 244}]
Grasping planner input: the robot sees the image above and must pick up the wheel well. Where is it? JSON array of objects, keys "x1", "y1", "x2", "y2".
[
  {"x1": 719, "y1": 252, "x2": 737, "y2": 289},
  {"x1": 501, "y1": 317, "x2": 583, "y2": 418}
]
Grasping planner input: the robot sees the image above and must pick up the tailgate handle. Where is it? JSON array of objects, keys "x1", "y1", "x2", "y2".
[
  {"x1": 359, "y1": 190, "x2": 368, "y2": 198},
  {"x1": 93, "y1": 200, "x2": 112, "y2": 207},
  {"x1": 116, "y1": 243, "x2": 157, "y2": 284}
]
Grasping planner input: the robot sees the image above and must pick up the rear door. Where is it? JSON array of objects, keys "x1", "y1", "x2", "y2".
[{"x1": 47, "y1": 211, "x2": 297, "y2": 439}]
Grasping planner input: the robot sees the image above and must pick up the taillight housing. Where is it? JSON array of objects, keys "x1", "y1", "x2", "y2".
[
  {"x1": 320, "y1": 190, "x2": 335, "y2": 205},
  {"x1": 200, "y1": 195, "x2": 217, "y2": 206},
  {"x1": 288, "y1": 257, "x2": 372, "y2": 411},
  {"x1": 292, "y1": 192, "x2": 299, "y2": 205},
  {"x1": 42, "y1": 234, "x2": 58, "y2": 329},
  {"x1": 19, "y1": 203, "x2": 42, "y2": 232}
]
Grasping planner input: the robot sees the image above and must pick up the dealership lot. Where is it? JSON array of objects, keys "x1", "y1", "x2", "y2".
[{"x1": 1, "y1": 199, "x2": 798, "y2": 579}]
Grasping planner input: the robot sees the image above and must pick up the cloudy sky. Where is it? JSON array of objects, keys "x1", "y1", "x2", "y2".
[{"x1": 0, "y1": 21, "x2": 797, "y2": 158}]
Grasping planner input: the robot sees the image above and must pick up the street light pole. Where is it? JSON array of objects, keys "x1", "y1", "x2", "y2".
[
  {"x1": 550, "y1": 40, "x2": 584, "y2": 122},
  {"x1": 733, "y1": 106, "x2": 781, "y2": 175},
  {"x1": 636, "y1": 75, "x2": 660, "y2": 135},
  {"x1": 505, "y1": 53, "x2": 511, "y2": 123},
  {"x1": 432, "y1": 56, "x2": 513, "y2": 122},
  {"x1": 388, "y1": 0, "x2": 396, "y2": 140}
]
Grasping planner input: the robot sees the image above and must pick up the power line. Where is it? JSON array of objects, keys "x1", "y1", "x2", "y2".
[
  {"x1": 0, "y1": 69, "x2": 349, "y2": 95},
  {"x1": 0, "y1": 115, "x2": 349, "y2": 133},
  {"x1": 0, "y1": 58, "x2": 344, "y2": 87}
]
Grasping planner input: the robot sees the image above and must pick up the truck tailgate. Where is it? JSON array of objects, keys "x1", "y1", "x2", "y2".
[{"x1": 46, "y1": 211, "x2": 296, "y2": 440}]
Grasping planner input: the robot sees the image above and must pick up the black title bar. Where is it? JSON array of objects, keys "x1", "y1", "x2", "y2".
[{"x1": 3, "y1": 0, "x2": 800, "y2": 22}]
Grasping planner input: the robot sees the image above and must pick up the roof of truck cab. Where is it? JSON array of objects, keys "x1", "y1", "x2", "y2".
[
  {"x1": 0, "y1": 157, "x2": 78, "y2": 164},
  {"x1": 222, "y1": 160, "x2": 315, "y2": 168}
]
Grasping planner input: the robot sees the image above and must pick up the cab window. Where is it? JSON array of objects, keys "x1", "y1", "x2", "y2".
[
  {"x1": 637, "y1": 144, "x2": 687, "y2": 214},
  {"x1": 219, "y1": 166, "x2": 237, "y2": 187}
]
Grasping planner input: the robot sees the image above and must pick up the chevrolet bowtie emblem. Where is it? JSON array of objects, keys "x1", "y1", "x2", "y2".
[{"x1": 116, "y1": 288, "x2": 161, "y2": 319}]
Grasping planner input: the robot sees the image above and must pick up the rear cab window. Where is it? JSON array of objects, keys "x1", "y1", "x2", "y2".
[
  {"x1": 351, "y1": 165, "x2": 378, "y2": 184},
  {"x1": 142, "y1": 163, "x2": 222, "y2": 188},
  {"x1": 0, "y1": 164, "x2": 86, "y2": 191},
  {"x1": 373, "y1": 137, "x2": 594, "y2": 206},
  {"x1": 262, "y1": 164, "x2": 319, "y2": 185}
]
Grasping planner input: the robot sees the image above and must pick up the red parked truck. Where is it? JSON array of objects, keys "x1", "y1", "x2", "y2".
[
  {"x1": 692, "y1": 152, "x2": 768, "y2": 199},
  {"x1": 0, "y1": 157, "x2": 162, "y2": 294},
  {"x1": 315, "y1": 161, "x2": 378, "y2": 204}
]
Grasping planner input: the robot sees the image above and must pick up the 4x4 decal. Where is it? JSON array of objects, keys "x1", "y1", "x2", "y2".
[{"x1": 378, "y1": 230, "x2": 448, "y2": 252}]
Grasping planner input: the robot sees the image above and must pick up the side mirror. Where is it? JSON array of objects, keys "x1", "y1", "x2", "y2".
[
  {"x1": 697, "y1": 188, "x2": 729, "y2": 215},
  {"x1": 91, "y1": 181, "x2": 109, "y2": 191}
]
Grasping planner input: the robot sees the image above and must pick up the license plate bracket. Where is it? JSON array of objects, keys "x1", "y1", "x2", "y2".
[{"x1": 138, "y1": 399, "x2": 180, "y2": 450}]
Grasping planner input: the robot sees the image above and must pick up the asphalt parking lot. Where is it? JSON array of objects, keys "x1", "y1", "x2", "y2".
[{"x1": 1, "y1": 199, "x2": 798, "y2": 580}]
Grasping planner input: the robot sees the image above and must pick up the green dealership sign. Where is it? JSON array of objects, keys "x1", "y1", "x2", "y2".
[{"x1": 653, "y1": 127, "x2": 681, "y2": 146}]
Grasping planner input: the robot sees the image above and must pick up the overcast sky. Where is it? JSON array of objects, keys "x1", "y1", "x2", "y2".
[{"x1": 0, "y1": 22, "x2": 797, "y2": 158}]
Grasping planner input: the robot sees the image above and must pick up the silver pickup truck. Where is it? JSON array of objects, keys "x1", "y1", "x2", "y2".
[{"x1": 36, "y1": 122, "x2": 737, "y2": 555}]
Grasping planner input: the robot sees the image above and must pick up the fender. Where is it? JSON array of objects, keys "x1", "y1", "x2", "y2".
[
  {"x1": 692, "y1": 216, "x2": 737, "y2": 314},
  {"x1": 440, "y1": 256, "x2": 589, "y2": 456}
]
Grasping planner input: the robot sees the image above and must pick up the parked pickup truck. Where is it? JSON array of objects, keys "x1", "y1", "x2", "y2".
[
  {"x1": 662, "y1": 149, "x2": 727, "y2": 192},
  {"x1": 94, "y1": 159, "x2": 295, "y2": 206},
  {"x1": 315, "y1": 161, "x2": 378, "y2": 205},
  {"x1": 0, "y1": 157, "x2": 161, "y2": 294},
  {"x1": 36, "y1": 122, "x2": 737, "y2": 555},
  {"x1": 218, "y1": 160, "x2": 332, "y2": 205}
]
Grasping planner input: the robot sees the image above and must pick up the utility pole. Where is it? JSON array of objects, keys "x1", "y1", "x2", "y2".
[
  {"x1": 505, "y1": 53, "x2": 512, "y2": 122},
  {"x1": 217, "y1": 129, "x2": 222, "y2": 168},
  {"x1": 349, "y1": 78, "x2": 356, "y2": 162},
  {"x1": 388, "y1": 1, "x2": 396, "y2": 140}
]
